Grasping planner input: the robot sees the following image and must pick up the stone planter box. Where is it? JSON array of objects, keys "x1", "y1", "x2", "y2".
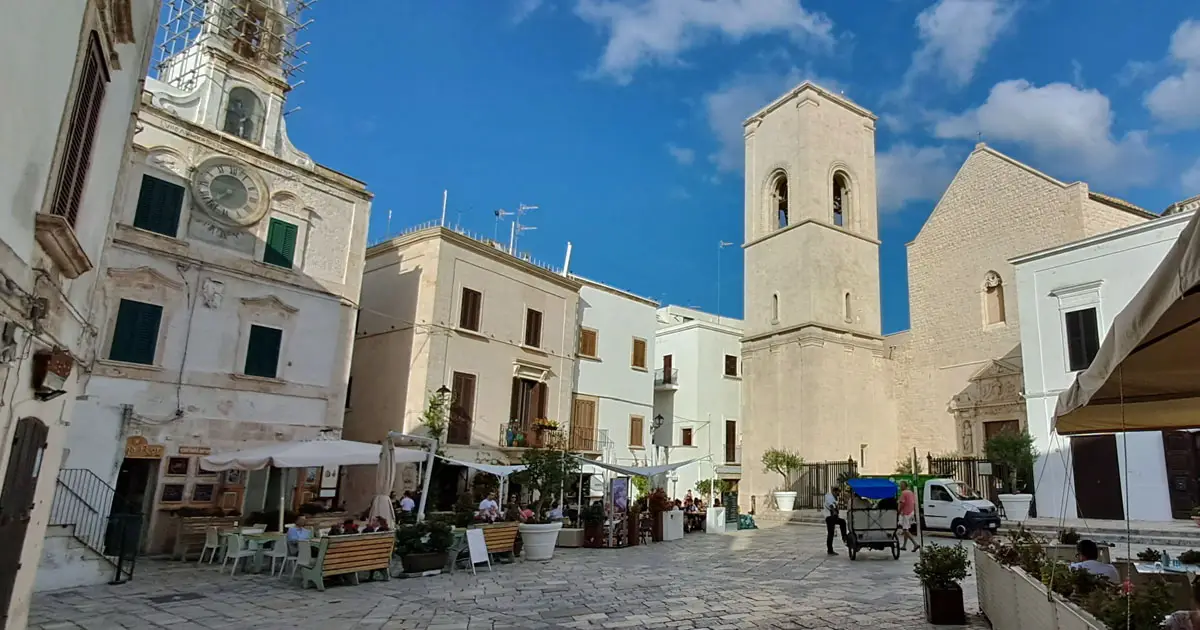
[{"x1": 975, "y1": 547, "x2": 1105, "y2": 630}]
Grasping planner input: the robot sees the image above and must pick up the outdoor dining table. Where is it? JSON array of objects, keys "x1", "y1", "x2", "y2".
[{"x1": 221, "y1": 531, "x2": 285, "y2": 574}]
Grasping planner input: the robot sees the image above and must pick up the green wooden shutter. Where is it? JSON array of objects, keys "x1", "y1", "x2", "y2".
[
  {"x1": 244, "y1": 325, "x2": 283, "y2": 378},
  {"x1": 108, "y1": 299, "x2": 162, "y2": 365},
  {"x1": 264, "y1": 219, "x2": 298, "y2": 268},
  {"x1": 132, "y1": 175, "x2": 184, "y2": 237}
]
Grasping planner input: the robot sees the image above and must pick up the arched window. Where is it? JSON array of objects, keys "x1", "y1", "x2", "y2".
[
  {"x1": 223, "y1": 87, "x2": 263, "y2": 144},
  {"x1": 771, "y1": 293, "x2": 780, "y2": 323},
  {"x1": 844, "y1": 292, "x2": 852, "y2": 323},
  {"x1": 768, "y1": 172, "x2": 789, "y2": 230},
  {"x1": 832, "y1": 171, "x2": 851, "y2": 228},
  {"x1": 983, "y1": 271, "x2": 1006, "y2": 325}
]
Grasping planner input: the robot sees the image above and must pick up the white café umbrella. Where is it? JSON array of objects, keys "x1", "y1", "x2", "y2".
[
  {"x1": 201, "y1": 438, "x2": 428, "y2": 531},
  {"x1": 368, "y1": 436, "x2": 397, "y2": 526}
]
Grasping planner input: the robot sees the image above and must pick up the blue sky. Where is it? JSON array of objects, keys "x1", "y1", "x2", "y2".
[{"x1": 285, "y1": 0, "x2": 1200, "y2": 334}]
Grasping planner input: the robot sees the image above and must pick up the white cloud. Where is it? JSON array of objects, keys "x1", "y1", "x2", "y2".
[
  {"x1": 901, "y1": 0, "x2": 1017, "y2": 91},
  {"x1": 666, "y1": 144, "x2": 696, "y2": 165},
  {"x1": 876, "y1": 144, "x2": 959, "y2": 213},
  {"x1": 702, "y1": 67, "x2": 842, "y2": 173},
  {"x1": 1184, "y1": 157, "x2": 1200, "y2": 192},
  {"x1": 575, "y1": 0, "x2": 834, "y2": 84},
  {"x1": 935, "y1": 79, "x2": 1156, "y2": 187},
  {"x1": 512, "y1": 0, "x2": 545, "y2": 24},
  {"x1": 1146, "y1": 19, "x2": 1200, "y2": 129}
]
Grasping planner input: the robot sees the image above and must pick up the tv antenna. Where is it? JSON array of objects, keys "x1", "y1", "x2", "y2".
[
  {"x1": 506, "y1": 203, "x2": 539, "y2": 255},
  {"x1": 494, "y1": 208, "x2": 513, "y2": 243}
]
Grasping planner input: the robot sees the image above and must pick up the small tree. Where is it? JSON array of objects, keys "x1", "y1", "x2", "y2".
[
  {"x1": 421, "y1": 389, "x2": 449, "y2": 442},
  {"x1": 895, "y1": 456, "x2": 924, "y2": 475},
  {"x1": 985, "y1": 430, "x2": 1037, "y2": 493},
  {"x1": 515, "y1": 447, "x2": 579, "y2": 523},
  {"x1": 761, "y1": 448, "x2": 803, "y2": 491},
  {"x1": 694, "y1": 479, "x2": 731, "y2": 497},
  {"x1": 631, "y1": 475, "x2": 650, "y2": 498}
]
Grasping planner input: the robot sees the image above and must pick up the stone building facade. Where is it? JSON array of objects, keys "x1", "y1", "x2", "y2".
[
  {"x1": 739, "y1": 82, "x2": 1156, "y2": 509},
  {"x1": 42, "y1": 0, "x2": 371, "y2": 586}
]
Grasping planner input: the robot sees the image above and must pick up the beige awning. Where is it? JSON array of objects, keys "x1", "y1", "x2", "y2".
[{"x1": 1054, "y1": 210, "x2": 1200, "y2": 435}]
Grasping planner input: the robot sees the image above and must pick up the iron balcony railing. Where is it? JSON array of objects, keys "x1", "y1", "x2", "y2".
[
  {"x1": 50, "y1": 468, "x2": 141, "y2": 583},
  {"x1": 654, "y1": 368, "x2": 678, "y2": 386},
  {"x1": 499, "y1": 424, "x2": 566, "y2": 449}
]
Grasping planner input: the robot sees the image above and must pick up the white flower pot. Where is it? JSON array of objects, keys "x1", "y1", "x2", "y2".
[
  {"x1": 773, "y1": 491, "x2": 797, "y2": 511},
  {"x1": 998, "y1": 493, "x2": 1033, "y2": 523},
  {"x1": 519, "y1": 522, "x2": 563, "y2": 561}
]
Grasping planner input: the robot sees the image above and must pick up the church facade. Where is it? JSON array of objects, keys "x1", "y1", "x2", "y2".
[{"x1": 738, "y1": 82, "x2": 1156, "y2": 509}]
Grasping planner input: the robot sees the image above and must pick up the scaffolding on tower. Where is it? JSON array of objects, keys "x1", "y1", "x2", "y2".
[{"x1": 152, "y1": 0, "x2": 316, "y2": 91}]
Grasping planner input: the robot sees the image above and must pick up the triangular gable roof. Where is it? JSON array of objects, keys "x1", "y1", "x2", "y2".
[
  {"x1": 744, "y1": 81, "x2": 877, "y2": 127},
  {"x1": 968, "y1": 358, "x2": 1023, "y2": 382}
]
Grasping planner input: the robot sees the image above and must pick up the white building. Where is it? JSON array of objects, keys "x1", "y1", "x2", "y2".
[
  {"x1": 652, "y1": 306, "x2": 743, "y2": 501},
  {"x1": 1013, "y1": 210, "x2": 1194, "y2": 522},
  {"x1": 39, "y1": 0, "x2": 371, "y2": 591},
  {"x1": 571, "y1": 277, "x2": 659, "y2": 494},
  {"x1": 0, "y1": 0, "x2": 159, "y2": 625}
]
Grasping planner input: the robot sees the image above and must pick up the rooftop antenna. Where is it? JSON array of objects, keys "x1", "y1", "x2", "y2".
[
  {"x1": 385, "y1": 209, "x2": 392, "y2": 238},
  {"x1": 440, "y1": 190, "x2": 448, "y2": 227},
  {"x1": 494, "y1": 208, "x2": 513, "y2": 243},
  {"x1": 508, "y1": 203, "x2": 539, "y2": 255}
]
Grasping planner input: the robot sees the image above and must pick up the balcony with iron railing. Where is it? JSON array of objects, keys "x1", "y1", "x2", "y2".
[
  {"x1": 654, "y1": 367, "x2": 679, "y2": 391},
  {"x1": 498, "y1": 422, "x2": 567, "y2": 450},
  {"x1": 568, "y1": 425, "x2": 606, "y2": 453}
]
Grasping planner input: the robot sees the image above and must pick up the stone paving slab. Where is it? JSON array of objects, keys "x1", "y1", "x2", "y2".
[{"x1": 29, "y1": 528, "x2": 989, "y2": 629}]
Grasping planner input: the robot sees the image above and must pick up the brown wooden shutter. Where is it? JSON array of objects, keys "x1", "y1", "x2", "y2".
[
  {"x1": 571, "y1": 398, "x2": 597, "y2": 451},
  {"x1": 629, "y1": 416, "x2": 644, "y2": 447},
  {"x1": 509, "y1": 377, "x2": 521, "y2": 422},
  {"x1": 579, "y1": 329, "x2": 597, "y2": 357},
  {"x1": 525, "y1": 309, "x2": 543, "y2": 347},
  {"x1": 725, "y1": 420, "x2": 737, "y2": 462},
  {"x1": 682, "y1": 428, "x2": 693, "y2": 446},
  {"x1": 459, "y1": 288, "x2": 481, "y2": 331},
  {"x1": 448, "y1": 372, "x2": 475, "y2": 445},
  {"x1": 631, "y1": 338, "x2": 646, "y2": 368},
  {"x1": 535, "y1": 382, "x2": 548, "y2": 419},
  {"x1": 50, "y1": 31, "x2": 110, "y2": 226}
]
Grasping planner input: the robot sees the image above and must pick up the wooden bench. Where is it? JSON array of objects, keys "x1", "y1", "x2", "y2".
[
  {"x1": 300, "y1": 531, "x2": 394, "y2": 591},
  {"x1": 172, "y1": 517, "x2": 239, "y2": 560},
  {"x1": 479, "y1": 522, "x2": 519, "y2": 563}
]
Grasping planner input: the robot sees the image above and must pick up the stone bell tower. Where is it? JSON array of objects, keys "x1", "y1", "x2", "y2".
[{"x1": 738, "y1": 82, "x2": 897, "y2": 510}]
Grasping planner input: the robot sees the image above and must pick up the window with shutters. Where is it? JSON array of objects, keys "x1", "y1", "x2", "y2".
[
  {"x1": 243, "y1": 324, "x2": 283, "y2": 378},
  {"x1": 631, "y1": 338, "x2": 647, "y2": 370},
  {"x1": 459, "y1": 287, "x2": 482, "y2": 331},
  {"x1": 523, "y1": 308, "x2": 542, "y2": 348},
  {"x1": 49, "y1": 31, "x2": 110, "y2": 226},
  {"x1": 570, "y1": 397, "x2": 598, "y2": 451},
  {"x1": 448, "y1": 372, "x2": 476, "y2": 445},
  {"x1": 723, "y1": 354, "x2": 738, "y2": 377},
  {"x1": 132, "y1": 175, "x2": 185, "y2": 237},
  {"x1": 108, "y1": 299, "x2": 163, "y2": 365},
  {"x1": 510, "y1": 377, "x2": 547, "y2": 429},
  {"x1": 629, "y1": 415, "x2": 645, "y2": 448},
  {"x1": 681, "y1": 428, "x2": 694, "y2": 447},
  {"x1": 578, "y1": 328, "x2": 598, "y2": 358},
  {"x1": 263, "y1": 218, "x2": 298, "y2": 268},
  {"x1": 1065, "y1": 308, "x2": 1100, "y2": 372}
]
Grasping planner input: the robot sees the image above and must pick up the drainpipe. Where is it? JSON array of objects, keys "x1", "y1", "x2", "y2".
[{"x1": 388, "y1": 431, "x2": 437, "y2": 522}]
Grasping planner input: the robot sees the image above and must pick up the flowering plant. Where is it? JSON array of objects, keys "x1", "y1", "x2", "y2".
[{"x1": 533, "y1": 418, "x2": 559, "y2": 431}]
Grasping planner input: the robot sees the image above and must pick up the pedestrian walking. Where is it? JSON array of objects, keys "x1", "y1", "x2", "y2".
[{"x1": 824, "y1": 485, "x2": 847, "y2": 555}]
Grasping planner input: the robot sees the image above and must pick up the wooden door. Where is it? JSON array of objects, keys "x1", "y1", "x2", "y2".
[
  {"x1": 1163, "y1": 431, "x2": 1198, "y2": 519},
  {"x1": 725, "y1": 421, "x2": 737, "y2": 463},
  {"x1": 571, "y1": 398, "x2": 597, "y2": 451},
  {"x1": 448, "y1": 372, "x2": 476, "y2": 445},
  {"x1": 662, "y1": 355, "x2": 673, "y2": 383},
  {"x1": 1071, "y1": 435, "x2": 1125, "y2": 520},
  {"x1": 0, "y1": 417, "x2": 48, "y2": 623}
]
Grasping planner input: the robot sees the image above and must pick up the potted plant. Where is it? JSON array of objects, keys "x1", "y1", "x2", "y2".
[
  {"x1": 394, "y1": 520, "x2": 454, "y2": 573},
  {"x1": 647, "y1": 487, "x2": 671, "y2": 542},
  {"x1": 985, "y1": 430, "x2": 1037, "y2": 523},
  {"x1": 1192, "y1": 506, "x2": 1200, "y2": 527},
  {"x1": 914, "y1": 543, "x2": 970, "y2": 625},
  {"x1": 513, "y1": 447, "x2": 578, "y2": 561},
  {"x1": 761, "y1": 448, "x2": 803, "y2": 511},
  {"x1": 581, "y1": 503, "x2": 605, "y2": 547}
]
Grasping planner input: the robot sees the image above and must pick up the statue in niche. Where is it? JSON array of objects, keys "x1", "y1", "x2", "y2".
[
  {"x1": 961, "y1": 418, "x2": 975, "y2": 453},
  {"x1": 983, "y1": 271, "x2": 1002, "y2": 289},
  {"x1": 200, "y1": 278, "x2": 224, "y2": 309}
]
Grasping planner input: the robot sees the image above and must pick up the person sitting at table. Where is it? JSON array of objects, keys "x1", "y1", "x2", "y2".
[
  {"x1": 479, "y1": 492, "x2": 500, "y2": 522},
  {"x1": 1069, "y1": 539, "x2": 1120, "y2": 582},
  {"x1": 286, "y1": 516, "x2": 311, "y2": 554},
  {"x1": 547, "y1": 502, "x2": 564, "y2": 521},
  {"x1": 519, "y1": 503, "x2": 534, "y2": 521},
  {"x1": 339, "y1": 519, "x2": 359, "y2": 535}
]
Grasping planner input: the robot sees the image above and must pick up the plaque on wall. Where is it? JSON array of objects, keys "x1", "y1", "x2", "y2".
[
  {"x1": 161, "y1": 484, "x2": 185, "y2": 503},
  {"x1": 178, "y1": 445, "x2": 211, "y2": 456},
  {"x1": 197, "y1": 461, "x2": 219, "y2": 479},
  {"x1": 165, "y1": 457, "x2": 190, "y2": 476},
  {"x1": 219, "y1": 491, "x2": 240, "y2": 511},
  {"x1": 125, "y1": 436, "x2": 165, "y2": 459},
  {"x1": 192, "y1": 483, "x2": 216, "y2": 503}
]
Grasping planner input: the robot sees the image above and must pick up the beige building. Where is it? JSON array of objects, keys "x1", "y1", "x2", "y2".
[
  {"x1": 344, "y1": 226, "x2": 581, "y2": 510},
  {"x1": 739, "y1": 82, "x2": 1157, "y2": 509}
]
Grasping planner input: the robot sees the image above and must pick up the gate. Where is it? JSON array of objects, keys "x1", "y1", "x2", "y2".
[
  {"x1": 792, "y1": 459, "x2": 857, "y2": 509},
  {"x1": 0, "y1": 417, "x2": 49, "y2": 623}
]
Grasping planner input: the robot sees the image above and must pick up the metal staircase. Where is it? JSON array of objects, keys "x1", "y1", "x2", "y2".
[{"x1": 48, "y1": 469, "x2": 140, "y2": 584}]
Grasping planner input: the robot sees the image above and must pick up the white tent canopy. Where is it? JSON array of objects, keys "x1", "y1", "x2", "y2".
[
  {"x1": 200, "y1": 439, "x2": 429, "y2": 471},
  {"x1": 436, "y1": 455, "x2": 526, "y2": 477},
  {"x1": 572, "y1": 457, "x2": 701, "y2": 478}
]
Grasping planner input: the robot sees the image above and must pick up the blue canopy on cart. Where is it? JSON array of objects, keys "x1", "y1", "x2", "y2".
[{"x1": 846, "y1": 478, "x2": 898, "y2": 500}]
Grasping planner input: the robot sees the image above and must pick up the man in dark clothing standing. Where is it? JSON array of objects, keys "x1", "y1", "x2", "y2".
[{"x1": 823, "y1": 485, "x2": 847, "y2": 555}]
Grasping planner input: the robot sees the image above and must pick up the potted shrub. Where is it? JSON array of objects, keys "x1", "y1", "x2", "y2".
[
  {"x1": 394, "y1": 520, "x2": 454, "y2": 573},
  {"x1": 513, "y1": 447, "x2": 578, "y2": 561},
  {"x1": 914, "y1": 543, "x2": 970, "y2": 625},
  {"x1": 581, "y1": 503, "x2": 605, "y2": 548},
  {"x1": 1192, "y1": 506, "x2": 1200, "y2": 527},
  {"x1": 761, "y1": 448, "x2": 803, "y2": 511},
  {"x1": 647, "y1": 488, "x2": 671, "y2": 542},
  {"x1": 985, "y1": 430, "x2": 1037, "y2": 522}
]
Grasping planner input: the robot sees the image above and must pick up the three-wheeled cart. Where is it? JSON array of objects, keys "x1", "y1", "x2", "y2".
[{"x1": 844, "y1": 478, "x2": 901, "y2": 560}]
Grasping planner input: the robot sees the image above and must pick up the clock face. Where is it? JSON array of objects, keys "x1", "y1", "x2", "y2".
[{"x1": 191, "y1": 158, "x2": 267, "y2": 226}]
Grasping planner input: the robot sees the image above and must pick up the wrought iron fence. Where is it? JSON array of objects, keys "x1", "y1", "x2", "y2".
[
  {"x1": 925, "y1": 454, "x2": 1005, "y2": 505},
  {"x1": 791, "y1": 459, "x2": 858, "y2": 509},
  {"x1": 50, "y1": 468, "x2": 141, "y2": 583},
  {"x1": 104, "y1": 512, "x2": 141, "y2": 584},
  {"x1": 654, "y1": 368, "x2": 678, "y2": 386}
]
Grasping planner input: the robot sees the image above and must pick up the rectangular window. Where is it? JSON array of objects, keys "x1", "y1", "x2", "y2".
[
  {"x1": 263, "y1": 218, "x2": 298, "y2": 268},
  {"x1": 629, "y1": 415, "x2": 644, "y2": 447},
  {"x1": 448, "y1": 372, "x2": 476, "y2": 445},
  {"x1": 725, "y1": 420, "x2": 737, "y2": 463},
  {"x1": 1065, "y1": 307, "x2": 1100, "y2": 372},
  {"x1": 244, "y1": 325, "x2": 283, "y2": 378},
  {"x1": 524, "y1": 308, "x2": 543, "y2": 348},
  {"x1": 50, "y1": 31, "x2": 109, "y2": 226},
  {"x1": 108, "y1": 299, "x2": 162, "y2": 365},
  {"x1": 724, "y1": 354, "x2": 738, "y2": 377},
  {"x1": 579, "y1": 328, "x2": 598, "y2": 358},
  {"x1": 132, "y1": 174, "x2": 185, "y2": 237},
  {"x1": 681, "y1": 428, "x2": 694, "y2": 447},
  {"x1": 631, "y1": 338, "x2": 647, "y2": 369},
  {"x1": 459, "y1": 287, "x2": 482, "y2": 331}
]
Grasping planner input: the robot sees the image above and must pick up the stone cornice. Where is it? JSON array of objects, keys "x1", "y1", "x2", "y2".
[
  {"x1": 742, "y1": 321, "x2": 885, "y2": 348},
  {"x1": 743, "y1": 217, "x2": 881, "y2": 249},
  {"x1": 744, "y1": 81, "x2": 878, "y2": 130}
]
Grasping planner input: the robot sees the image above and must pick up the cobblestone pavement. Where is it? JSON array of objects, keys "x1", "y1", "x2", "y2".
[{"x1": 30, "y1": 525, "x2": 990, "y2": 630}]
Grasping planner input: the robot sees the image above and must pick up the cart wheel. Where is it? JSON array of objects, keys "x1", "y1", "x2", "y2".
[
  {"x1": 847, "y1": 534, "x2": 858, "y2": 560},
  {"x1": 891, "y1": 541, "x2": 900, "y2": 559}
]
